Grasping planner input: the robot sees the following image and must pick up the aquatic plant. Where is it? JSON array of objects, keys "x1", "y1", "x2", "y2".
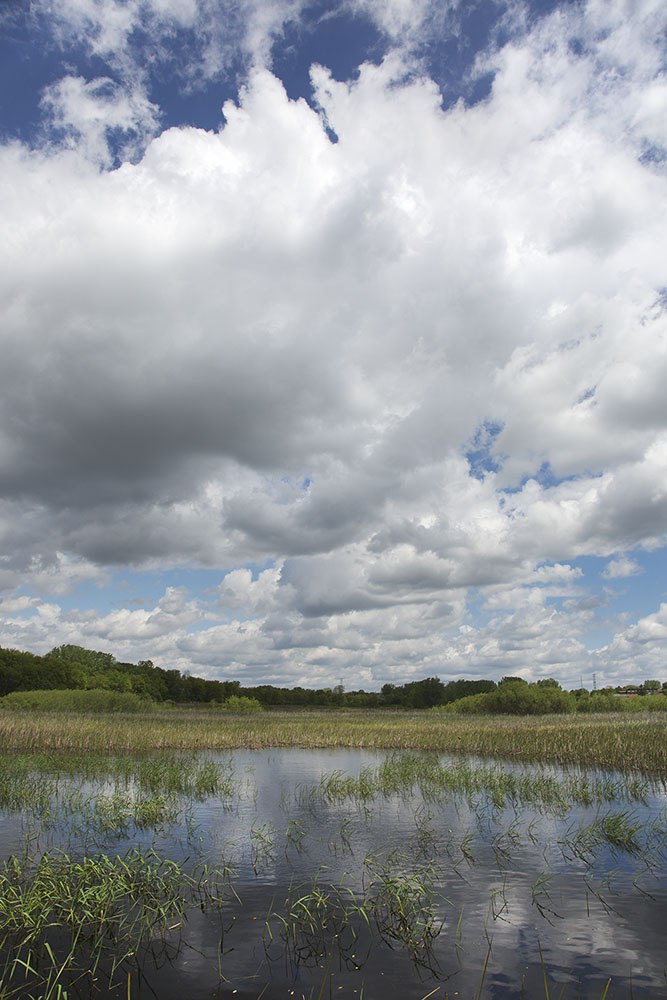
[
  {"x1": 265, "y1": 871, "x2": 370, "y2": 972},
  {"x1": 311, "y1": 753, "x2": 653, "y2": 814},
  {"x1": 0, "y1": 847, "x2": 233, "y2": 997},
  {"x1": 0, "y1": 751, "x2": 236, "y2": 845},
  {"x1": 250, "y1": 822, "x2": 276, "y2": 874},
  {"x1": 362, "y1": 852, "x2": 446, "y2": 972}
]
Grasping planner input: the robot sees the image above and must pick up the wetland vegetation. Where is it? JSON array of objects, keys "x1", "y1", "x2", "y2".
[
  {"x1": 1, "y1": 647, "x2": 666, "y2": 996},
  {"x1": 1, "y1": 706, "x2": 666, "y2": 773},
  {"x1": 0, "y1": 708, "x2": 665, "y2": 998}
]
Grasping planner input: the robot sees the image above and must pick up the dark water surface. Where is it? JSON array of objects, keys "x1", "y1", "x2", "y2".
[{"x1": 2, "y1": 747, "x2": 666, "y2": 998}]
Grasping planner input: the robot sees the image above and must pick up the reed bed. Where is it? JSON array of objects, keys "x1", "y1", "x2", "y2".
[
  {"x1": 0, "y1": 751, "x2": 235, "y2": 843},
  {"x1": 311, "y1": 753, "x2": 653, "y2": 811},
  {"x1": 1, "y1": 709, "x2": 665, "y2": 774},
  {"x1": 0, "y1": 847, "x2": 232, "y2": 998},
  {"x1": 0, "y1": 738, "x2": 664, "y2": 997}
]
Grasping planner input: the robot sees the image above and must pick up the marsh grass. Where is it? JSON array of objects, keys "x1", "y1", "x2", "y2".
[
  {"x1": 1, "y1": 710, "x2": 666, "y2": 775},
  {"x1": 250, "y1": 822, "x2": 277, "y2": 874},
  {"x1": 0, "y1": 750, "x2": 233, "y2": 797},
  {"x1": 362, "y1": 852, "x2": 446, "y2": 972},
  {"x1": 265, "y1": 852, "x2": 447, "y2": 979},
  {"x1": 265, "y1": 871, "x2": 370, "y2": 972},
  {"x1": 0, "y1": 847, "x2": 233, "y2": 998},
  {"x1": 0, "y1": 736, "x2": 665, "y2": 998},
  {"x1": 0, "y1": 751, "x2": 235, "y2": 842},
  {"x1": 313, "y1": 753, "x2": 653, "y2": 813}
]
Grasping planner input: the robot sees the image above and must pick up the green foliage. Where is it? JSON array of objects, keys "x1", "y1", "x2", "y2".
[
  {"x1": 219, "y1": 695, "x2": 262, "y2": 714},
  {"x1": 381, "y1": 677, "x2": 496, "y2": 708},
  {"x1": 441, "y1": 680, "x2": 575, "y2": 716},
  {"x1": 0, "y1": 688, "x2": 149, "y2": 713},
  {"x1": 1, "y1": 643, "x2": 665, "y2": 719}
]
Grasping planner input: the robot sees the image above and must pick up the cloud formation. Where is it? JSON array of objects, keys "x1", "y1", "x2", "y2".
[{"x1": 1, "y1": 0, "x2": 666, "y2": 687}]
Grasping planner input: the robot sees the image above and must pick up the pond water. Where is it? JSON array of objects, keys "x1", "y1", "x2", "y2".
[{"x1": 1, "y1": 747, "x2": 666, "y2": 999}]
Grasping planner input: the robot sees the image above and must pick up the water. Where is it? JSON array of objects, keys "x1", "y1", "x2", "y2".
[{"x1": 1, "y1": 747, "x2": 666, "y2": 998}]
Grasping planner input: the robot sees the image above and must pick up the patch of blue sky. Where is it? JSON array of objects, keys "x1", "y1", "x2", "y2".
[
  {"x1": 500, "y1": 463, "x2": 605, "y2": 497},
  {"x1": 271, "y1": 3, "x2": 384, "y2": 105},
  {"x1": 406, "y1": 0, "x2": 579, "y2": 112},
  {"x1": 571, "y1": 548, "x2": 667, "y2": 625},
  {"x1": 182, "y1": 619, "x2": 220, "y2": 634},
  {"x1": 0, "y1": 15, "x2": 64, "y2": 144},
  {"x1": 639, "y1": 143, "x2": 667, "y2": 167},
  {"x1": 464, "y1": 420, "x2": 504, "y2": 480},
  {"x1": 461, "y1": 587, "x2": 497, "y2": 630},
  {"x1": 14, "y1": 564, "x2": 271, "y2": 618}
]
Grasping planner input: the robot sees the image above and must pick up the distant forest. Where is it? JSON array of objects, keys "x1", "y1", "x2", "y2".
[
  {"x1": 0, "y1": 644, "x2": 494, "y2": 708},
  {"x1": 0, "y1": 644, "x2": 665, "y2": 712}
]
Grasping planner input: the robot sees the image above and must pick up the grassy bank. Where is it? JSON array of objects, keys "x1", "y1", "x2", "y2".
[{"x1": 1, "y1": 708, "x2": 666, "y2": 774}]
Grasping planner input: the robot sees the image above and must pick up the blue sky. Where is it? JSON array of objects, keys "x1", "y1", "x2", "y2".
[{"x1": 0, "y1": 0, "x2": 666, "y2": 689}]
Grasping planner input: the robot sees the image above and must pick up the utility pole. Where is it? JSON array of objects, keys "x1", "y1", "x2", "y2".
[{"x1": 593, "y1": 673, "x2": 597, "y2": 691}]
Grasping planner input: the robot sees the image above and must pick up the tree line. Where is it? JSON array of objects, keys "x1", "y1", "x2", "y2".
[
  {"x1": 0, "y1": 645, "x2": 664, "y2": 713},
  {"x1": 0, "y1": 645, "x2": 497, "y2": 707}
]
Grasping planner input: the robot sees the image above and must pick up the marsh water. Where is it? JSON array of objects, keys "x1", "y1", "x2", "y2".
[{"x1": 1, "y1": 747, "x2": 666, "y2": 998}]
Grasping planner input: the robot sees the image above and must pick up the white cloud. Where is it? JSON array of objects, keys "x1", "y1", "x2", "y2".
[
  {"x1": 1, "y1": 0, "x2": 667, "y2": 684},
  {"x1": 40, "y1": 75, "x2": 161, "y2": 166},
  {"x1": 602, "y1": 556, "x2": 643, "y2": 580},
  {"x1": 38, "y1": 0, "x2": 307, "y2": 88},
  {"x1": 596, "y1": 603, "x2": 667, "y2": 684}
]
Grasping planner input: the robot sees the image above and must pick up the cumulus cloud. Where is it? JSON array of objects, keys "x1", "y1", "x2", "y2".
[
  {"x1": 602, "y1": 556, "x2": 643, "y2": 580},
  {"x1": 38, "y1": 0, "x2": 307, "y2": 87},
  {"x1": 40, "y1": 75, "x2": 161, "y2": 166},
  {"x1": 1, "y1": 0, "x2": 666, "y2": 685},
  {"x1": 595, "y1": 603, "x2": 667, "y2": 685}
]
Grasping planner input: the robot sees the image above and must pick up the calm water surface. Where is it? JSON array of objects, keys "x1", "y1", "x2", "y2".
[{"x1": 2, "y1": 747, "x2": 666, "y2": 998}]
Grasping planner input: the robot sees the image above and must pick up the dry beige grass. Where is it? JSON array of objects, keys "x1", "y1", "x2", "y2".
[{"x1": 1, "y1": 709, "x2": 665, "y2": 774}]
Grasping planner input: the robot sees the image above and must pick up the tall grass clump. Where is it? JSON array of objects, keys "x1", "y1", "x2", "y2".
[
  {"x1": 315, "y1": 753, "x2": 651, "y2": 812},
  {"x1": 0, "y1": 847, "x2": 232, "y2": 997}
]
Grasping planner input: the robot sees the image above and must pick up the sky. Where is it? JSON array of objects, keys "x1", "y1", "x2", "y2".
[{"x1": 0, "y1": 0, "x2": 666, "y2": 691}]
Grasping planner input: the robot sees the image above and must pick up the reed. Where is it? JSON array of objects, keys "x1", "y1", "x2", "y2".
[
  {"x1": 312, "y1": 753, "x2": 653, "y2": 812},
  {"x1": 266, "y1": 852, "x2": 446, "y2": 977},
  {"x1": 1, "y1": 710, "x2": 665, "y2": 774},
  {"x1": 0, "y1": 847, "x2": 233, "y2": 997},
  {"x1": 0, "y1": 751, "x2": 236, "y2": 842}
]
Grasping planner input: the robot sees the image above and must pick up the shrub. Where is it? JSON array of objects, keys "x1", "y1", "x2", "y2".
[
  {"x1": 439, "y1": 681, "x2": 576, "y2": 716},
  {"x1": 0, "y1": 688, "x2": 150, "y2": 713},
  {"x1": 220, "y1": 695, "x2": 262, "y2": 714}
]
